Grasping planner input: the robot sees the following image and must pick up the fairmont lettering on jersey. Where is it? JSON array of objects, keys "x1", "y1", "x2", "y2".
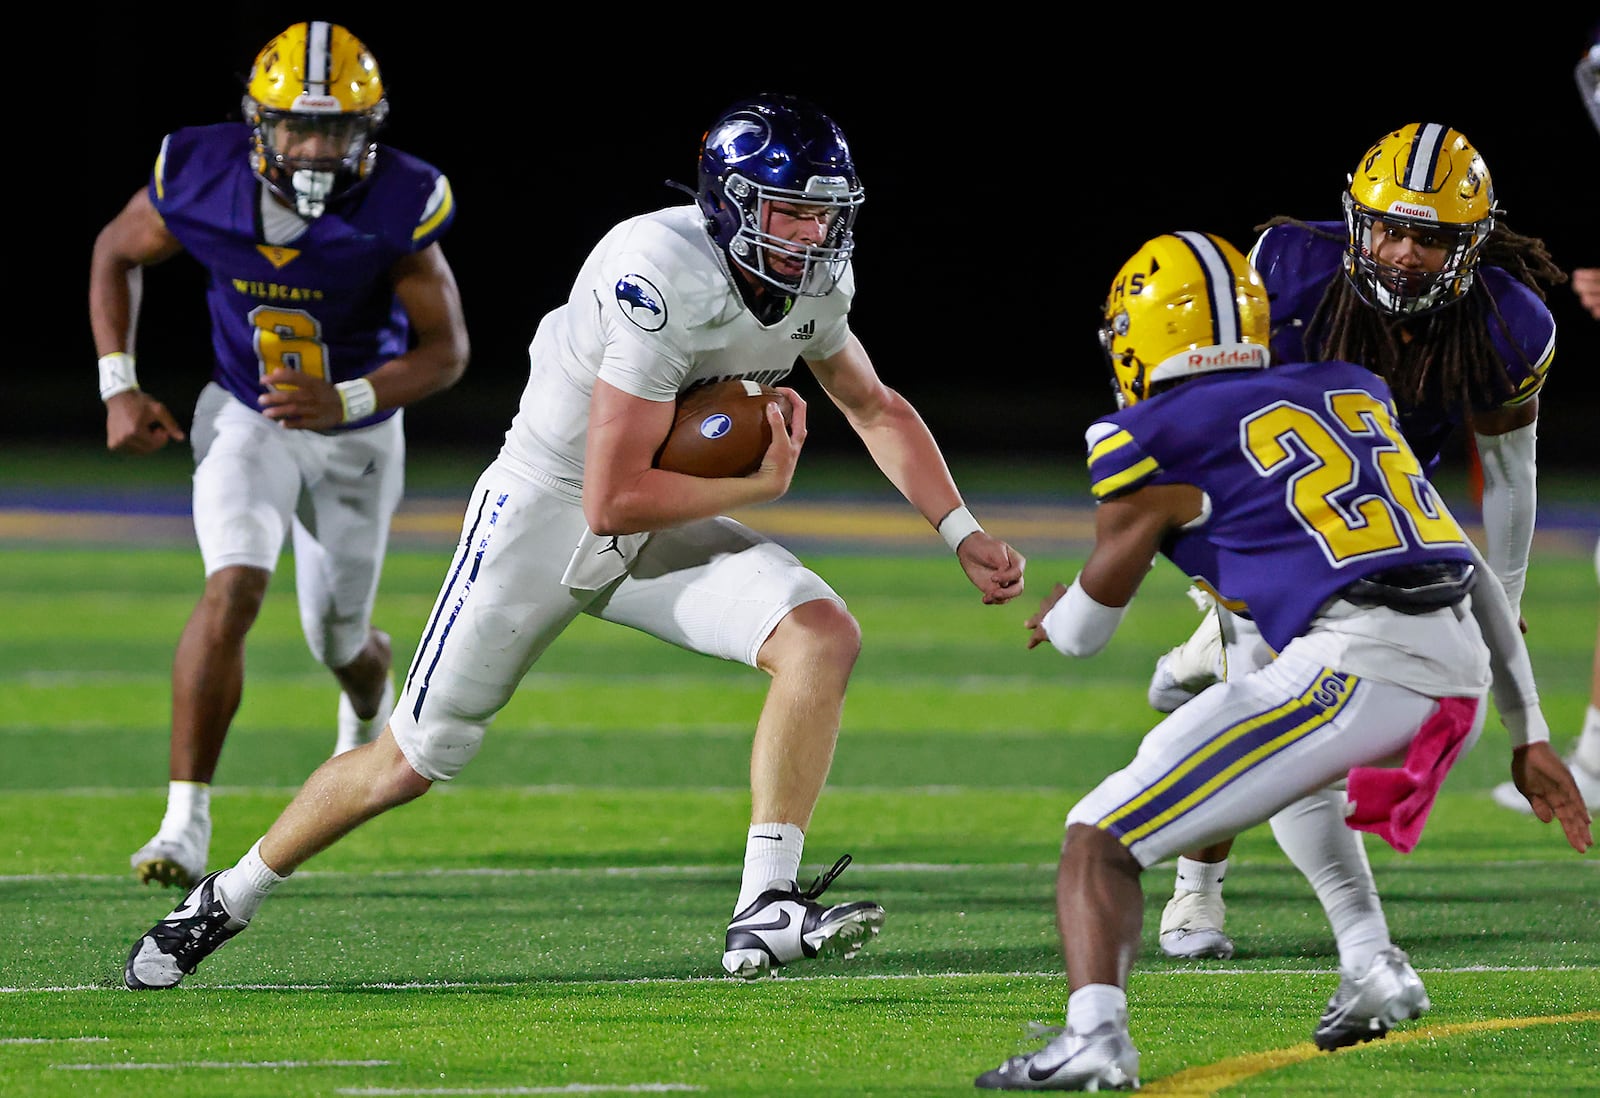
[{"x1": 230, "y1": 279, "x2": 327, "y2": 303}]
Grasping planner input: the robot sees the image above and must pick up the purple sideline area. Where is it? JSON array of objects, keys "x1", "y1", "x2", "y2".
[{"x1": 1, "y1": 486, "x2": 1596, "y2": 556}]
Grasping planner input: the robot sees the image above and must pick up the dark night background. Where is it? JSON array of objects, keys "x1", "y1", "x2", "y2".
[{"x1": 31, "y1": 13, "x2": 1600, "y2": 479}]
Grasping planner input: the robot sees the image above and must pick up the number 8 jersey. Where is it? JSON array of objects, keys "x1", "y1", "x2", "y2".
[
  {"x1": 1085, "y1": 358, "x2": 1476, "y2": 654},
  {"x1": 147, "y1": 121, "x2": 455, "y2": 429}
]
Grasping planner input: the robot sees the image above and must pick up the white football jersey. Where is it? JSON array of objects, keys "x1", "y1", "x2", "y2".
[{"x1": 500, "y1": 204, "x2": 854, "y2": 490}]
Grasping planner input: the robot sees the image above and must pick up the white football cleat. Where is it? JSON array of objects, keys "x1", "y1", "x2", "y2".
[
  {"x1": 975, "y1": 1020, "x2": 1140, "y2": 1091},
  {"x1": 124, "y1": 870, "x2": 249, "y2": 990},
  {"x1": 722, "y1": 854, "x2": 883, "y2": 978},
  {"x1": 1159, "y1": 888, "x2": 1235, "y2": 960},
  {"x1": 1313, "y1": 946, "x2": 1430, "y2": 1050},
  {"x1": 130, "y1": 820, "x2": 210, "y2": 890}
]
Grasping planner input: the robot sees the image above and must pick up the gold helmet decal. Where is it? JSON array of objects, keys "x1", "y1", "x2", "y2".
[{"x1": 1101, "y1": 232, "x2": 1270, "y2": 408}]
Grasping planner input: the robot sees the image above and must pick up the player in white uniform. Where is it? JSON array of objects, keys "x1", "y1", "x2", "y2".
[
  {"x1": 972, "y1": 232, "x2": 1591, "y2": 1091},
  {"x1": 122, "y1": 93, "x2": 1026, "y2": 990}
]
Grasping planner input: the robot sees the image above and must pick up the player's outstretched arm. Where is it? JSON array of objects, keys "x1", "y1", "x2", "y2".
[
  {"x1": 1510, "y1": 742, "x2": 1595, "y2": 852},
  {"x1": 805, "y1": 336, "x2": 1022, "y2": 603}
]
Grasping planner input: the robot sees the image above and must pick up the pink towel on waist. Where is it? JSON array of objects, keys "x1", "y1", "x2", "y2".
[{"x1": 1345, "y1": 696, "x2": 1481, "y2": 853}]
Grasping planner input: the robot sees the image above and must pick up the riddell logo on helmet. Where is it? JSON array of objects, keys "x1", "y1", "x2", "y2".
[
  {"x1": 290, "y1": 94, "x2": 342, "y2": 112},
  {"x1": 1187, "y1": 347, "x2": 1266, "y2": 369},
  {"x1": 1388, "y1": 202, "x2": 1438, "y2": 221}
]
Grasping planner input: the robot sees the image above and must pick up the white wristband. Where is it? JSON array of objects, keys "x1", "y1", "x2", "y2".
[
  {"x1": 937, "y1": 505, "x2": 983, "y2": 552},
  {"x1": 98, "y1": 352, "x2": 140, "y2": 401},
  {"x1": 335, "y1": 377, "x2": 378, "y2": 424},
  {"x1": 1500, "y1": 705, "x2": 1551, "y2": 749},
  {"x1": 1040, "y1": 576, "x2": 1128, "y2": 657}
]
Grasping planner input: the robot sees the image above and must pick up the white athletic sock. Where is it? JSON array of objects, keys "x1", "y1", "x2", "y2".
[
  {"x1": 1268, "y1": 786, "x2": 1389, "y2": 975},
  {"x1": 1066, "y1": 983, "x2": 1128, "y2": 1036},
  {"x1": 1572, "y1": 705, "x2": 1600, "y2": 774},
  {"x1": 215, "y1": 839, "x2": 288, "y2": 922},
  {"x1": 158, "y1": 780, "x2": 210, "y2": 838},
  {"x1": 1173, "y1": 855, "x2": 1227, "y2": 894},
  {"x1": 735, "y1": 822, "x2": 804, "y2": 914}
]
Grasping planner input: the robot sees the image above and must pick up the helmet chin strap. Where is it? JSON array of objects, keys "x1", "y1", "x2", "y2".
[{"x1": 290, "y1": 169, "x2": 336, "y2": 218}]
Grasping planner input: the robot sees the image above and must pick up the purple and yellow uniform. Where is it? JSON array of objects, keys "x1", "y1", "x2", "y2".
[
  {"x1": 1248, "y1": 221, "x2": 1554, "y2": 467},
  {"x1": 149, "y1": 121, "x2": 454, "y2": 429},
  {"x1": 1086, "y1": 358, "x2": 1475, "y2": 654}
]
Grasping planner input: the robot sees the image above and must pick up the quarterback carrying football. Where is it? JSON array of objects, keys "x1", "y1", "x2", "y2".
[{"x1": 125, "y1": 92, "x2": 1024, "y2": 992}]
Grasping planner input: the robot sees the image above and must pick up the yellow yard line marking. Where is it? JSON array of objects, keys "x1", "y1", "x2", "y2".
[{"x1": 1142, "y1": 1011, "x2": 1600, "y2": 1095}]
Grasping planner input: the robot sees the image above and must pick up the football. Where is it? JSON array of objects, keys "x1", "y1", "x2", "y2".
[{"x1": 653, "y1": 379, "x2": 793, "y2": 478}]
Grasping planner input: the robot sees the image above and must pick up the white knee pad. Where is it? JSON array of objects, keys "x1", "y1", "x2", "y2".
[{"x1": 388, "y1": 691, "x2": 487, "y2": 783}]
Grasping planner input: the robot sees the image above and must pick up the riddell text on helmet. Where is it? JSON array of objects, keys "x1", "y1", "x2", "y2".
[
  {"x1": 1388, "y1": 202, "x2": 1438, "y2": 220},
  {"x1": 1187, "y1": 347, "x2": 1266, "y2": 368}
]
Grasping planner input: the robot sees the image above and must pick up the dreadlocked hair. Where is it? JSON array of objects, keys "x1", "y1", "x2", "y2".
[{"x1": 1256, "y1": 216, "x2": 1566, "y2": 417}]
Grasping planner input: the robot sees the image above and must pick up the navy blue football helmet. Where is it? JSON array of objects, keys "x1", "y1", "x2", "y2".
[{"x1": 696, "y1": 95, "x2": 863, "y2": 297}]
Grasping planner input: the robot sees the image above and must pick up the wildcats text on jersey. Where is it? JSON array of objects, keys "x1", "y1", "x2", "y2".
[{"x1": 231, "y1": 278, "x2": 326, "y2": 303}]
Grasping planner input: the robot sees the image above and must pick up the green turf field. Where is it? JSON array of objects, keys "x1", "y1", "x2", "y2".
[{"x1": 1, "y1": 453, "x2": 1595, "y2": 1096}]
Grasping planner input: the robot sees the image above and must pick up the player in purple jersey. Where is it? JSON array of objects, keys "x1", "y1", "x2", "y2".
[
  {"x1": 1144, "y1": 124, "x2": 1575, "y2": 966},
  {"x1": 971, "y1": 232, "x2": 1590, "y2": 1092},
  {"x1": 88, "y1": 22, "x2": 469, "y2": 891}
]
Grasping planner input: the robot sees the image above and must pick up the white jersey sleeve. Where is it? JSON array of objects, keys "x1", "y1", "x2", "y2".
[{"x1": 499, "y1": 205, "x2": 853, "y2": 490}]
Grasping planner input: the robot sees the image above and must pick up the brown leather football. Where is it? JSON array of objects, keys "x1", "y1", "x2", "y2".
[{"x1": 653, "y1": 379, "x2": 793, "y2": 478}]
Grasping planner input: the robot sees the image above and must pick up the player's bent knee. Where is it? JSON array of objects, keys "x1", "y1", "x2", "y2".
[
  {"x1": 198, "y1": 566, "x2": 270, "y2": 635},
  {"x1": 759, "y1": 598, "x2": 861, "y2": 676},
  {"x1": 1062, "y1": 822, "x2": 1139, "y2": 875},
  {"x1": 357, "y1": 728, "x2": 437, "y2": 803},
  {"x1": 388, "y1": 708, "x2": 487, "y2": 783}
]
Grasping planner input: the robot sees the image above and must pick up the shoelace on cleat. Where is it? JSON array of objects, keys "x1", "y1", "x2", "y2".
[
  {"x1": 146, "y1": 898, "x2": 235, "y2": 973},
  {"x1": 799, "y1": 853, "x2": 855, "y2": 901}
]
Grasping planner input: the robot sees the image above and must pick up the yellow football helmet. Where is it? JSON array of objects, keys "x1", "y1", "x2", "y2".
[
  {"x1": 241, "y1": 21, "x2": 389, "y2": 218},
  {"x1": 1342, "y1": 122, "x2": 1499, "y2": 316},
  {"x1": 1100, "y1": 232, "x2": 1271, "y2": 409}
]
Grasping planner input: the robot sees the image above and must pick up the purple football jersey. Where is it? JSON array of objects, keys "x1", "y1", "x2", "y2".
[
  {"x1": 1248, "y1": 221, "x2": 1554, "y2": 467},
  {"x1": 148, "y1": 122, "x2": 455, "y2": 429},
  {"x1": 1086, "y1": 359, "x2": 1476, "y2": 652}
]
